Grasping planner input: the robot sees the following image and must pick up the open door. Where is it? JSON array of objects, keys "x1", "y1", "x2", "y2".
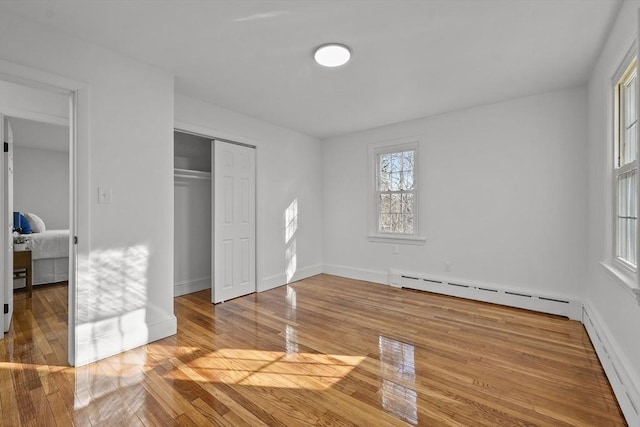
[
  {"x1": 212, "y1": 140, "x2": 256, "y2": 303},
  {"x1": 2, "y1": 116, "x2": 14, "y2": 332}
]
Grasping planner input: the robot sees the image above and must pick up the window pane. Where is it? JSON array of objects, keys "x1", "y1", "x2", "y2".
[
  {"x1": 620, "y1": 72, "x2": 637, "y2": 166},
  {"x1": 617, "y1": 169, "x2": 637, "y2": 267},
  {"x1": 380, "y1": 154, "x2": 391, "y2": 173},
  {"x1": 380, "y1": 194, "x2": 391, "y2": 214},
  {"x1": 402, "y1": 193, "x2": 414, "y2": 215},
  {"x1": 626, "y1": 124, "x2": 637, "y2": 165},
  {"x1": 402, "y1": 151, "x2": 414, "y2": 171},
  {"x1": 390, "y1": 154, "x2": 401, "y2": 172},
  {"x1": 390, "y1": 193, "x2": 401, "y2": 214},
  {"x1": 379, "y1": 213, "x2": 391, "y2": 232},
  {"x1": 405, "y1": 213, "x2": 414, "y2": 234},
  {"x1": 379, "y1": 172, "x2": 391, "y2": 191},
  {"x1": 401, "y1": 170, "x2": 414, "y2": 190},
  {"x1": 625, "y1": 76, "x2": 636, "y2": 126},
  {"x1": 390, "y1": 172, "x2": 401, "y2": 191}
]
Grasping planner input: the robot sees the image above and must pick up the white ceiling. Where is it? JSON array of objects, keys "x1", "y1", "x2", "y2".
[{"x1": 1, "y1": 0, "x2": 622, "y2": 139}]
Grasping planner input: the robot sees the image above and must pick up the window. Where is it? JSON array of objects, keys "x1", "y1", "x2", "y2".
[
  {"x1": 614, "y1": 57, "x2": 638, "y2": 270},
  {"x1": 368, "y1": 140, "x2": 425, "y2": 244}
]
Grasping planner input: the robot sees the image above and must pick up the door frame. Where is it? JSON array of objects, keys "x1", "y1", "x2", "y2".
[
  {"x1": 174, "y1": 125, "x2": 258, "y2": 301},
  {"x1": 1, "y1": 115, "x2": 14, "y2": 332},
  {"x1": 0, "y1": 60, "x2": 88, "y2": 366}
]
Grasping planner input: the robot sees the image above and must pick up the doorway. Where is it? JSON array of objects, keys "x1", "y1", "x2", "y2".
[{"x1": 0, "y1": 61, "x2": 82, "y2": 366}]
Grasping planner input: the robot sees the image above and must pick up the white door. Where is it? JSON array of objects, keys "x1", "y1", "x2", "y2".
[
  {"x1": 1, "y1": 117, "x2": 14, "y2": 332},
  {"x1": 212, "y1": 140, "x2": 256, "y2": 303}
]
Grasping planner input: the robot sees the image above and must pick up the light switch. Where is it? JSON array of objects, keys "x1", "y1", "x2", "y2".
[{"x1": 98, "y1": 186, "x2": 112, "y2": 204}]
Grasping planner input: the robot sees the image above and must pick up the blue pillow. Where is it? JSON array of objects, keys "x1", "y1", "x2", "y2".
[{"x1": 13, "y1": 212, "x2": 32, "y2": 234}]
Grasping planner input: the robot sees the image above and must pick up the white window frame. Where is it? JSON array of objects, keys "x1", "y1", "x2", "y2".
[
  {"x1": 613, "y1": 55, "x2": 638, "y2": 272},
  {"x1": 368, "y1": 138, "x2": 426, "y2": 245},
  {"x1": 602, "y1": 44, "x2": 640, "y2": 303},
  {"x1": 612, "y1": 54, "x2": 640, "y2": 270}
]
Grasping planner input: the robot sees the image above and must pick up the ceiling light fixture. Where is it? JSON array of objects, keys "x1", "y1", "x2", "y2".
[{"x1": 314, "y1": 43, "x2": 351, "y2": 67}]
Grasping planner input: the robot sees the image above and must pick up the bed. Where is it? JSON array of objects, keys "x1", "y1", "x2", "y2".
[{"x1": 21, "y1": 230, "x2": 69, "y2": 286}]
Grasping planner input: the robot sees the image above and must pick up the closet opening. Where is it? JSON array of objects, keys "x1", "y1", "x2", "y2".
[
  {"x1": 173, "y1": 129, "x2": 257, "y2": 303},
  {"x1": 174, "y1": 131, "x2": 212, "y2": 296}
]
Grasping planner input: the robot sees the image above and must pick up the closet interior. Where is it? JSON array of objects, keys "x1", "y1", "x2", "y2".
[{"x1": 174, "y1": 131, "x2": 212, "y2": 296}]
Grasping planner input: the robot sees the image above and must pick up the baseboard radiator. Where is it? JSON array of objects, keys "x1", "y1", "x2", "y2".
[
  {"x1": 582, "y1": 305, "x2": 639, "y2": 425},
  {"x1": 396, "y1": 272, "x2": 582, "y2": 320}
]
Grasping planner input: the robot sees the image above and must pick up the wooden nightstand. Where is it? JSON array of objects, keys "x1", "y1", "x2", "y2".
[{"x1": 13, "y1": 250, "x2": 33, "y2": 298}]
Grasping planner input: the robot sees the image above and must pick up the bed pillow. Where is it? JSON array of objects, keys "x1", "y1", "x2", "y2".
[
  {"x1": 13, "y1": 212, "x2": 32, "y2": 234},
  {"x1": 24, "y1": 212, "x2": 46, "y2": 233}
]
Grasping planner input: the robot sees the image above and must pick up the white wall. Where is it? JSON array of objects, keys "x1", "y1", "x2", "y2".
[
  {"x1": 175, "y1": 95, "x2": 324, "y2": 290},
  {"x1": 586, "y1": 0, "x2": 640, "y2": 420},
  {"x1": 323, "y1": 86, "x2": 588, "y2": 301},
  {"x1": 0, "y1": 12, "x2": 176, "y2": 365},
  {"x1": 14, "y1": 145, "x2": 69, "y2": 229}
]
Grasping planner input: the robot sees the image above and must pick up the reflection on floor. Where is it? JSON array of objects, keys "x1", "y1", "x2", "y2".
[{"x1": 0, "y1": 275, "x2": 626, "y2": 426}]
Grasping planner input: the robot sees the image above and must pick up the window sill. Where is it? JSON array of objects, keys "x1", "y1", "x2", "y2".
[
  {"x1": 600, "y1": 262, "x2": 640, "y2": 305},
  {"x1": 368, "y1": 234, "x2": 427, "y2": 246}
]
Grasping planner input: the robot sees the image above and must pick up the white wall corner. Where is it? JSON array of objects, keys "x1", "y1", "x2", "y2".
[
  {"x1": 389, "y1": 269, "x2": 402, "y2": 288},
  {"x1": 582, "y1": 303, "x2": 639, "y2": 426},
  {"x1": 568, "y1": 299, "x2": 584, "y2": 321},
  {"x1": 322, "y1": 264, "x2": 389, "y2": 285},
  {"x1": 259, "y1": 264, "x2": 324, "y2": 292},
  {"x1": 174, "y1": 277, "x2": 211, "y2": 297}
]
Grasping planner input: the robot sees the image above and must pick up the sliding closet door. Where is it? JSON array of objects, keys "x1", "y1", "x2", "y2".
[{"x1": 212, "y1": 140, "x2": 256, "y2": 303}]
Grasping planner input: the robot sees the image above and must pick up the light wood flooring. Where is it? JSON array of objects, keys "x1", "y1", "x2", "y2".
[{"x1": 0, "y1": 274, "x2": 626, "y2": 426}]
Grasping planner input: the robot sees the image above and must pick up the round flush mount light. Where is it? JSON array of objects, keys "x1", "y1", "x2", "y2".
[{"x1": 314, "y1": 43, "x2": 351, "y2": 67}]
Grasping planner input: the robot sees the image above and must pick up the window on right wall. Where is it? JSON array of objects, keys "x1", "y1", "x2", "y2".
[{"x1": 614, "y1": 56, "x2": 638, "y2": 271}]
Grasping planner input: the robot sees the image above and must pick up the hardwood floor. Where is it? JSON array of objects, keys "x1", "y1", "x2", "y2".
[{"x1": 0, "y1": 275, "x2": 626, "y2": 426}]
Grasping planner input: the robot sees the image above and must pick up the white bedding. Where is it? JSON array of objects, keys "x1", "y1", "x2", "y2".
[{"x1": 25, "y1": 229, "x2": 69, "y2": 260}]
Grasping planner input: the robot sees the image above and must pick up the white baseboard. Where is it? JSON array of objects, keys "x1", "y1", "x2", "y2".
[
  {"x1": 260, "y1": 264, "x2": 323, "y2": 292},
  {"x1": 75, "y1": 312, "x2": 177, "y2": 367},
  {"x1": 174, "y1": 276, "x2": 210, "y2": 296},
  {"x1": 398, "y1": 270, "x2": 582, "y2": 320},
  {"x1": 322, "y1": 264, "x2": 388, "y2": 285},
  {"x1": 583, "y1": 303, "x2": 639, "y2": 425},
  {"x1": 323, "y1": 266, "x2": 581, "y2": 319}
]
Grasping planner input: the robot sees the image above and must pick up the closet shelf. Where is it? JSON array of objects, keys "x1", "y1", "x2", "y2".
[{"x1": 174, "y1": 168, "x2": 212, "y2": 180}]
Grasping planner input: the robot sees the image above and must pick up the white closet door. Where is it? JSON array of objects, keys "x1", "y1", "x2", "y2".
[
  {"x1": 2, "y1": 116, "x2": 14, "y2": 332},
  {"x1": 212, "y1": 140, "x2": 256, "y2": 303}
]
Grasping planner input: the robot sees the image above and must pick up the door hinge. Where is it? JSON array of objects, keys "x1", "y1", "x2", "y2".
[
  {"x1": 3, "y1": 142, "x2": 7, "y2": 153},
  {"x1": 73, "y1": 236, "x2": 78, "y2": 244},
  {"x1": 3, "y1": 304, "x2": 8, "y2": 314}
]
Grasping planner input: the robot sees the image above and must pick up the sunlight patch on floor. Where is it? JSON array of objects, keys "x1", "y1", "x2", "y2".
[{"x1": 169, "y1": 348, "x2": 366, "y2": 390}]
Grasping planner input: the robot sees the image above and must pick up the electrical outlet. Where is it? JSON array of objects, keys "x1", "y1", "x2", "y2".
[{"x1": 393, "y1": 244, "x2": 399, "y2": 255}]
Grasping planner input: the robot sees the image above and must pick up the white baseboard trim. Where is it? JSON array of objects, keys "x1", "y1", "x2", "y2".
[
  {"x1": 398, "y1": 270, "x2": 582, "y2": 320},
  {"x1": 260, "y1": 264, "x2": 323, "y2": 292},
  {"x1": 582, "y1": 303, "x2": 639, "y2": 426},
  {"x1": 174, "y1": 276, "x2": 210, "y2": 296},
  {"x1": 322, "y1": 264, "x2": 389, "y2": 285},
  {"x1": 75, "y1": 313, "x2": 177, "y2": 367},
  {"x1": 322, "y1": 266, "x2": 581, "y2": 319}
]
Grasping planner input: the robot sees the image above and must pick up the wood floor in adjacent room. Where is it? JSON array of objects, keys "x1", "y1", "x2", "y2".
[{"x1": 0, "y1": 274, "x2": 626, "y2": 426}]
